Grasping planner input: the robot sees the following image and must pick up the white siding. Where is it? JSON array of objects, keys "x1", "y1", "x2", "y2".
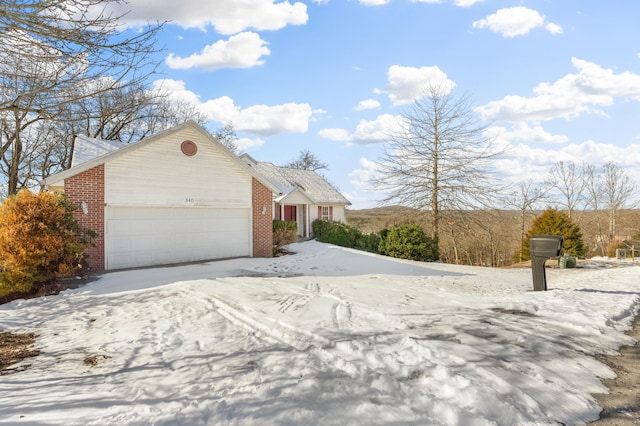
[
  {"x1": 105, "y1": 127, "x2": 251, "y2": 208},
  {"x1": 309, "y1": 205, "x2": 346, "y2": 223},
  {"x1": 332, "y1": 206, "x2": 346, "y2": 223},
  {"x1": 281, "y1": 191, "x2": 311, "y2": 205}
]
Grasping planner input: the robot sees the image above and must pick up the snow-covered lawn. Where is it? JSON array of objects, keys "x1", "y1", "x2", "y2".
[{"x1": 1, "y1": 241, "x2": 639, "y2": 425}]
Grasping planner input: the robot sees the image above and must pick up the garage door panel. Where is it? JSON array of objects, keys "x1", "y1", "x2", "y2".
[{"x1": 106, "y1": 207, "x2": 250, "y2": 270}]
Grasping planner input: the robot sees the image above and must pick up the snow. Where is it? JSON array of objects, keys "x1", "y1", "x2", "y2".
[{"x1": 1, "y1": 241, "x2": 639, "y2": 425}]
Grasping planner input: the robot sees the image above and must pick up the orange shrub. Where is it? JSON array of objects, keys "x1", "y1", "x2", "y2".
[{"x1": 0, "y1": 190, "x2": 93, "y2": 296}]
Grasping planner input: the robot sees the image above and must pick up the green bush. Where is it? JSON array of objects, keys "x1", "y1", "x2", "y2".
[
  {"x1": 355, "y1": 232, "x2": 381, "y2": 254},
  {"x1": 377, "y1": 228, "x2": 390, "y2": 255},
  {"x1": 312, "y1": 220, "x2": 362, "y2": 248},
  {"x1": 0, "y1": 190, "x2": 94, "y2": 297},
  {"x1": 312, "y1": 220, "x2": 438, "y2": 261},
  {"x1": 379, "y1": 223, "x2": 439, "y2": 262},
  {"x1": 273, "y1": 220, "x2": 298, "y2": 254},
  {"x1": 313, "y1": 219, "x2": 382, "y2": 252},
  {"x1": 521, "y1": 208, "x2": 586, "y2": 260}
]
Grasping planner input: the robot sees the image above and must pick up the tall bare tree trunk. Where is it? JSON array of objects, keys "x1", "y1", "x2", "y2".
[{"x1": 8, "y1": 116, "x2": 22, "y2": 196}]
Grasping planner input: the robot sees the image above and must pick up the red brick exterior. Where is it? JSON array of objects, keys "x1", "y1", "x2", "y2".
[
  {"x1": 252, "y1": 177, "x2": 273, "y2": 258},
  {"x1": 64, "y1": 165, "x2": 105, "y2": 271}
]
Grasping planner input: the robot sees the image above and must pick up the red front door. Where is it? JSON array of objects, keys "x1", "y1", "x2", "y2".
[{"x1": 284, "y1": 205, "x2": 296, "y2": 221}]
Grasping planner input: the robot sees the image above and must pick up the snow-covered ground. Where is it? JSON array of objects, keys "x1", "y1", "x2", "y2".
[{"x1": 1, "y1": 241, "x2": 639, "y2": 425}]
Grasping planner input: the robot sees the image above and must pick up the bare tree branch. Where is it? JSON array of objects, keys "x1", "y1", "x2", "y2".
[
  {"x1": 373, "y1": 83, "x2": 506, "y2": 239},
  {"x1": 0, "y1": 0, "x2": 164, "y2": 195},
  {"x1": 601, "y1": 161, "x2": 638, "y2": 244},
  {"x1": 546, "y1": 160, "x2": 585, "y2": 220},
  {"x1": 284, "y1": 149, "x2": 329, "y2": 172}
]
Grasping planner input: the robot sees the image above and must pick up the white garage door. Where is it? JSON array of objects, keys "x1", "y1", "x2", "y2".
[{"x1": 106, "y1": 206, "x2": 251, "y2": 270}]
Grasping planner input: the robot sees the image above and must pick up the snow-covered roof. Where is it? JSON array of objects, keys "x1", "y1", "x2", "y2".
[
  {"x1": 242, "y1": 155, "x2": 350, "y2": 205},
  {"x1": 71, "y1": 135, "x2": 124, "y2": 168}
]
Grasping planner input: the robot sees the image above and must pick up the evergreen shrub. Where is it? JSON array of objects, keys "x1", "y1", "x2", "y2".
[
  {"x1": 312, "y1": 219, "x2": 362, "y2": 248},
  {"x1": 378, "y1": 223, "x2": 439, "y2": 262},
  {"x1": 521, "y1": 208, "x2": 586, "y2": 261}
]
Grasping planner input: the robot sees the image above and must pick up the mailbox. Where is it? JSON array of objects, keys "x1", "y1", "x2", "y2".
[{"x1": 529, "y1": 235, "x2": 563, "y2": 291}]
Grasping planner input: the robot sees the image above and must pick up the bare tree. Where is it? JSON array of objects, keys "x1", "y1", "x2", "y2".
[
  {"x1": 503, "y1": 180, "x2": 549, "y2": 262},
  {"x1": 0, "y1": 0, "x2": 163, "y2": 195},
  {"x1": 284, "y1": 149, "x2": 329, "y2": 172},
  {"x1": 373, "y1": 83, "x2": 504, "y2": 239},
  {"x1": 546, "y1": 160, "x2": 585, "y2": 219},
  {"x1": 601, "y1": 161, "x2": 637, "y2": 244},
  {"x1": 212, "y1": 123, "x2": 239, "y2": 154},
  {"x1": 582, "y1": 163, "x2": 607, "y2": 255}
]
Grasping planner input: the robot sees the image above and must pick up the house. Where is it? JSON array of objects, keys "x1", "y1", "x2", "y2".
[
  {"x1": 45, "y1": 121, "x2": 350, "y2": 271},
  {"x1": 240, "y1": 154, "x2": 351, "y2": 238}
]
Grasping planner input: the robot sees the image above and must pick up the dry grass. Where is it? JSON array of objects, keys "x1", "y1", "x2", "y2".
[{"x1": 0, "y1": 332, "x2": 40, "y2": 375}]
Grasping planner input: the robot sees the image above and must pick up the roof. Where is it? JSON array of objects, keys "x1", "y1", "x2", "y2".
[
  {"x1": 241, "y1": 154, "x2": 351, "y2": 206},
  {"x1": 71, "y1": 135, "x2": 123, "y2": 168},
  {"x1": 45, "y1": 121, "x2": 281, "y2": 195}
]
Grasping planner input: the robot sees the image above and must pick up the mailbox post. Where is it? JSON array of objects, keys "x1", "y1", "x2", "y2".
[{"x1": 529, "y1": 235, "x2": 563, "y2": 291}]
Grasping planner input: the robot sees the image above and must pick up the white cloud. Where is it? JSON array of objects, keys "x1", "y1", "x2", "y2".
[
  {"x1": 166, "y1": 32, "x2": 270, "y2": 71},
  {"x1": 476, "y1": 58, "x2": 640, "y2": 122},
  {"x1": 318, "y1": 128, "x2": 351, "y2": 142},
  {"x1": 355, "y1": 99, "x2": 381, "y2": 111},
  {"x1": 372, "y1": 0, "x2": 482, "y2": 8},
  {"x1": 359, "y1": 0, "x2": 390, "y2": 5},
  {"x1": 103, "y1": 0, "x2": 308, "y2": 35},
  {"x1": 352, "y1": 114, "x2": 403, "y2": 143},
  {"x1": 545, "y1": 22, "x2": 564, "y2": 35},
  {"x1": 472, "y1": 7, "x2": 562, "y2": 38},
  {"x1": 200, "y1": 96, "x2": 314, "y2": 136},
  {"x1": 487, "y1": 123, "x2": 569, "y2": 145},
  {"x1": 152, "y1": 79, "x2": 201, "y2": 104},
  {"x1": 377, "y1": 65, "x2": 456, "y2": 106},
  {"x1": 236, "y1": 137, "x2": 265, "y2": 151},
  {"x1": 317, "y1": 114, "x2": 404, "y2": 145},
  {"x1": 152, "y1": 79, "x2": 314, "y2": 136},
  {"x1": 496, "y1": 140, "x2": 640, "y2": 184},
  {"x1": 349, "y1": 158, "x2": 380, "y2": 190},
  {"x1": 346, "y1": 158, "x2": 388, "y2": 208},
  {"x1": 453, "y1": 0, "x2": 483, "y2": 6}
]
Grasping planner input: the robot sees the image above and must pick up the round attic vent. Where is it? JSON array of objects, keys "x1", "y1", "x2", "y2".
[{"x1": 181, "y1": 140, "x2": 198, "y2": 156}]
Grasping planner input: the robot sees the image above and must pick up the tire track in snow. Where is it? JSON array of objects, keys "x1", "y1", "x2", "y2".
[
  {"x1": 206, "y1": 293, "x2": 331, "y2": 351},
  {"x1": 277, "y1": 294, "x2": 312, "y2": 314},
  {"x1": 193, "y1": 280, "x2": 449, "y2": 408}
]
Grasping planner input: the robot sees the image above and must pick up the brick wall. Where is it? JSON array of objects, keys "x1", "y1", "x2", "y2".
[
  {"x1": 252, "y1": 177, "x2": 273, "y2": 258},
  {"x1": 64, "y1": 165, "x2": 105, "y2": 271}
]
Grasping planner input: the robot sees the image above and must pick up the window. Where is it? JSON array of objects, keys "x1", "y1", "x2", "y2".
[
  {"x1": 318, "y1": 206, "x2": 333, "y2": 221},
  {"x1": 321, "y1": 206, "x2": 329, "y2": 221}
]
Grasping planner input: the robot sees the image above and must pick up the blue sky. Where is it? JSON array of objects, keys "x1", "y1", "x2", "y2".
[{"x1": 108, "y1": 0, "x2": 640, "y2": 209}]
